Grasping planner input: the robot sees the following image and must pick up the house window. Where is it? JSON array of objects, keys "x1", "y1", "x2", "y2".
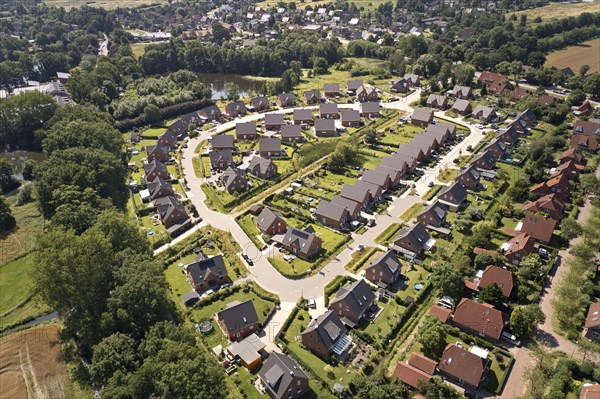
[{"x1": 297, "y1": 381, "x2": 301, "y2": 386}]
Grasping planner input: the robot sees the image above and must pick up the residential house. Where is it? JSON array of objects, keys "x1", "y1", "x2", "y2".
[
  {"x1": 510, "y1": 87, "x2": 532, "y2": 102},
  {"x1": 486, "y1": 138, "x2": 507, "y2": 160},
  {"x1": 374, "y1": 164, "x2": 402, "y2": 187},
  {"x1": 437, "y1": 182, "x2": 468, "y2": 211},
  {"x1": 301, "y1": 310, "x2": 351, "y2": 359},
  {"x1": 199, "y1": 105, "x2": 222, "y2": 121},
  {"x1": 520, "y1": 213, "x2": 557, "y2": 243},
  {"x1": 319, "y1": 103, "x2": 339, "y2": 119},
  {"x1": 393, "y1": 353, "x2": 437, "y2": 389},
  {"x1": 264, "y1": 113, "x2": 286, "y2": 131},
  {"x1": 328, "y1": 279, "x2": 376, "y2": 324},
  {"x1": 451, "y1": 99, "x2": 472, "y2": 115},
  {"x1": 472, "y1": 150, "x2": 497, "y2": 170},
  {"x1": 185, "y1": 255, "x2": 231, "y2": 291},
  {"x1": 381, "y1": 153, "x2": 416, "y2": 175},
  {"x1": 456, "y1": 165, "x2": 481, "y2": 190},
  {"x1": 521, "y1": 193, "x2": 566, "y2": 221},
  {"x1": 314, "y1": 119, "x2": 337, "y2": 137},
  {"x1": 281, "y1": 125, "x2": 303, "y2": 142},
  {"x1": 256, "y1": 207, "x2": 287, "y2": 235},
  {"x1": 538, "y1": 94, "x2": 558, "y2": 107},
  {"x1": 583, "y1": 301, "x2": 600, "y2": 343},
  {"x1": 144, "y1": 159, "x2": 169, "y2": 181},
  {"x1": 504, "y1": 233, "x2": 536, "y2": 265},
  {"x1": 341, "y1": 109, "x2": 361, "y2": 127},
  {"x1": 236, "y1": 122, "x2": 257, "y2": 140},
  {"x1": 361, "y1": 169, "x2": 392, "y2": 191},
  {"x1": 247, "y1": 156, "x2": 278, "y2": 179},
  {"x1": 477, "y1": 71, "x2": 508, "y2": 95},
  {"x1": 410, "y1": 108, "x2": 434, "y2": 127},
  {"x1": 580, "y1": 383, "x2": 600, "y2": 399},
  {"x1": 438, "y1": 344, "x2": 489, "y2": 390},
  {"x1": 346, "y1": 80, "x2": 363, "y2": 95},
  {"x1": 209, "y1": 149, "x2": 235, "y2": 170},
  {"x1": 365, "y1": 250, "x2": 402, "y2": 287},
  {"x1": 392, "y1": 222, "x2": 433, "y2": 256},
  {"x1": 417, "y1": 201, "x2": 448, "y2": 228},
  {"x1": 282, "y1": 227, "x2": 322, "y2": 260},
  {"x1": 559, "y1": 148, "x2": 584, "y2": 165},
  {"x1": 323, "y1": 83, "x2": 340, "y2": 97},
  {"x1": 340, "y1": 184, "x2": 371, "y2": 209},
  {"x1": 225, "y1": 101, "x2": 248, "y2": 117},
  {"x1": 259, "y1": 137, "x2": 282, "y2": 158},
  {"x1": 314, "y1": 200, "x2": 349, "y2": 229},
  {"x1": 258, "y1": 353, "x2": 310, "y2": 399},
  {"x1": 497, "y1": 126, "x2": 519, "y2": 146},
  {"x1": 529, "y1": 173, "x2": 573, "y2": 200},
  {"x1": 404, "y1": 73, "x2": 421, "y2": 87},
  {"x1": 450, "y1": 85, "x2": 473, "y2": 99},
  {"x1": 573, "y1": 100, "x2": 594, "y2": 117},
  {"x1": 221, "y1": 167, "x2": 247, "y2": 193},
  {"x1": 390, "y1": 79, "x2": 410, "y2": 93},
  {"x1": 354, "y1": 180, "x2": 383, "y2": 203},
  {"x1": 155, "y1": 196, "x2": 190, "y2": 232},
  {"x1": 211, "y1": 134, "x2": 235, "y2": 151},
  {"x1": 570, "y1": 134, "x2": 598, "y2": 152},
  {"x1": 181, "y1": 112, "x2": 202, "y2": 129},
  {"x1": 572, "y1": 120, "x2": 600, "y2": 136},
  {"x1": 356, "y1": 85, "x2": 378, "y2": 102},
  {"x1": 249, "y1": 96, "x2": 270, "y2": 112},
  {"x1": 216, "y1": 300, "x2": 260, "y2": 341},
  {"x1": 276, "y1": 92, "x2": 297, "y2": 108},
  {"x1": 452, "y1": 298, "x2": 504, "y2": 341},
  {"x1": 157, "y1": 130, "x2": 178, "y2": 148},
  {"x1": 360, "y1": 102, "x2": 380, "y2": 118},
  {"x1": 426, "y1": 94, "x2": 449, "y2": 110},
  {"x1": 147, "y1": 177, "x2": 175, "y2": 202},
  {"x1": 429, "y1": 305, "x2": 453, "y2": 324},
  {"x1": 226, "y1": 333, "x2": 267, "y2": 370},
  {"x1": 330, "y1": 195, "x2": 362, "y2": 220},
  {"x1": 425, "y1": 123, "x2": 456, "y2": 145},
  {"x1": 551, "y1": 159, "x2": 584, "y2": 179},
  {"x1": 146, "y1": 143, "x2": 170, "y2": 162},
  {"x1": 517, "y1": 109, "x2": 536, "y2": 126},
  {"x1": 467, "y1": 265, "x2": 514, "y2": 298},
  {"x1": 303, "y1": 89, "x2": 321, "y2": 104},
  {"x1": 472, "y1": 105, "x2": 497, "y2": 124},
  {"x1": 293, "y1": 109, "x2": 313, "y2": 125},
  {"x1": 398, "y1": 142, "x2": 429, "y2": 161}
]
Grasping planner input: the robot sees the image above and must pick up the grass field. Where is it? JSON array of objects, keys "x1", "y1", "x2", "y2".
[
  {"x1": 131, "y1": 43, "x2": 150, "y2": 59},
  {"x1": 0, "y1": 189, "x2": 44, "y2": 264},
  {"x1": 44, "y1": 0, "x2": 167, "y2": 9},
  {"x1": 545, "y1": 38, "x2": 600, "y2": 74},
  {"x1": 257, "y1": 0, "x2": 391, "y2": 10},
  {"x1": 0, "y1": 325, "x2": 69, "y2": 399},
  {"x1": 508, "y1": 2, "x2": 599, "y2": 24}
]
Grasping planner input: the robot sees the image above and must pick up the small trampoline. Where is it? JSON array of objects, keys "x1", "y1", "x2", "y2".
[
  {"x1": 198, "y1": 321, "x2": 213, "y2": 334},
  {"x1": 413, "y1": 283, "x2": 424, "y2": 291}
]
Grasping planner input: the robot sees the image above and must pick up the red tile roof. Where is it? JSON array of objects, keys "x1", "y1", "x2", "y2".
[{"x1": 429, "y1": 305, "x2": 453, "y2": 324}]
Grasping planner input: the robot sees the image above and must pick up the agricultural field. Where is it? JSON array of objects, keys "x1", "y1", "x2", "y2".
[
  {"x1": 44, "y1": 0, "x2": 168, "y2": 9},
  {"x1": 545, "y1": 38, "x2": 600, "y2": 74},
  {"x1": 508, "y1": 2, "x2": 599, "y2": 25},
  {"x1": 0, "y1": 325, "x2": 69, "y2": 399}
]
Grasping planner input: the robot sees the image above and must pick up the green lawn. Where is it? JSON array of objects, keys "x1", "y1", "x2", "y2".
[
  {"x1": 379, "y1": 123, "x2": 422, "y2": 147},
  {"x1": 345, "y1": 247, "x2": 382, "y2": 273},
  {"x1": 399, "y1": 203, "x2": 425, "y2": 222},
  {"x1": 193, "y1": 156, "x2": 209, "y2": 178},
  {"x1": 437, "y1": 167, "x2": 459, "y2": 183},
  {"x1": 363, "y1": 296, "x2": 407, "y2": 344},
  {"x1": 236, "y1": 214, "x2": 264, "y2": 249},
  {"x1": 141, "y1": 126, "x2": 167, "y2": 138},
  {"x1": 375, "y1": 223, "x2": 404, "y2": 246},
  {"x1": 422, "y1": 185, "x2": 443, "y2": 201},
  {"x1": 0, "y1": 190, "x2": 44, "y2": 264},
  {"x1": 0, "y1": 253, "x2": 51, "y2": 331}
]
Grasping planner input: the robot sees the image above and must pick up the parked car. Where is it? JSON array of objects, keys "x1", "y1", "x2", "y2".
[
  {"x1": 307, "y1": 298, "x2": 316, "y2": 308},
  {"x1": 242, "y1": 253, "x2": 254, "y2": 266},
  {"x1": 367, "y1": 219, "x2": 375, "y2": 227},
  {"x1": 501, "y1": 331, "x2": 522, "y2": 346},
  {"x1": 466, "y1": 144, "x2": 473, "y2": 151},
  {"x1": 356, "y1": 244, "x2": 365, "y2": 252},
  {"x1": 438, "y1": 296, "x2": 455, "y2": 309}
]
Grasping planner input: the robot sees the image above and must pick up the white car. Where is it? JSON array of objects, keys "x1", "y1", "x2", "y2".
[
  {"x1": 356, "y1": 244, "x2": 365, "y2": 252},
  {"x1": 307, "y1": 298, "x2": 316, "y2": 308},
  {"x1": 476, "y1": 124, "x2": 484, "y2": 129}
]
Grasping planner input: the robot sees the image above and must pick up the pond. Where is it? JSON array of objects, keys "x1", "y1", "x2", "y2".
[
  {"x1": 0, "y1": 151, "x2": 46, "y2": 179},
  {"x1": 196, "y1": 73, "x2": 270, "y2": 100}
]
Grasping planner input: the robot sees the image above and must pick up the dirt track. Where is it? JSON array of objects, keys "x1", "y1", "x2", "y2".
[{"x1": 0, "y1": 325, "x2": 67, "y2": 399}]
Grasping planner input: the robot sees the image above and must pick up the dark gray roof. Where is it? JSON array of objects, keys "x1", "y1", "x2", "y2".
[
  {"x1": 452, "y1": 99, "x2": 471, "y2": 112},
  {"x1": 315, "y1": 118, "x2": 335, "y2": 131},
  {"x1": 281, "y1": 124, "x2": 302, "y2": 138},
  {"x1": 236, "y1": 122, "x2": 256, "y2": 137},
  {"x1": 354, "y1": 179, "x2": 381, "y2": 198},
  {"x1": 472, "y1": 150, "x2": 497, "y2": 167},
  {"x1": 357, "y1": 85, "x2": 377, "y2": 97},
  {"x1": 277, "y1": 92, "x2": 296, "y2": 104},
  {"x1": 250, "y1": 96, "x2": 269, "y2": 108},
  {"x1": 323, "y1": 83, "x2": 340, "y2": 93},
  {"x1": 200, "y1": 105, "x2": 222, "y2": 119},
  {"x1": 301, "y1": 310, "x2": 347, "y2": 351},
  {"x1": 226, "y1": 101, "x2": 247, "y2": 113},
  {"x1": 146, "y1": 143, "x2": 169, "y2": 158},
  {"x1": 147, "y1": 177, "x2": 174, "y2": 199},
  {"x1": 221, "y1": 166, "x2": 245, "y2": 190},
  {"x1": 293, "y1": 109, "x2": 313, "y2": 121},
  {"x1": 144, "y1": 159, "x2": 168, "y2": 176},
  {"x1": 368, "y1": 250, "x2": 401, "y2": 277},
  {"x1": 256, "y1": 207, "x2": 285, "y2": 232},
  {"x1": 330, "y1": 279, "x2": 375, "y2": 319},
  {"x1": 330, "y1": 195, "x2": 361, "y2": 216},
  {"x1": 404, "y1": 73, "x2": 420, "y2": 84},
  {"x1": 340, "y1": 184, "x2": 370, "y2": 204},
  {"x1": 341, "y1": 109, "x2": 361, "y2": 123},
  {"x1": 418, "y1": 201, "x2": 448, "y2": 224},
  {"x1": 209, "y1": 149, "x2": 234, "y2": 167},
  {"x1": 211, "y1": 134, "x2": 234, "y2": 148},
  {"x1": 282, "y1": 227, "x2": 321, "y2": 257},
  {"x1": 361, "y1": 101, "x2": 380, "y2": 113},
  {"x1": 259, "y1": 137, "x2": 281, "y2": 152},
  {"x1": 264, "y1": 113, "x2": 285, "y2": 126},
  {"x1": 438, "y1": 182, "x2": 468, "y2": 205},
  {"x1": 473, "y1": 105, "x2": 495, "y2": 118},
  {"x1": 427, "y1": 94, "x2": 447, "y2": 104},
  {"x1": 248, "y1": 156, "x2": 276, "y2": 176},
  {"x1": 451, "y1": 85, "x2": 472, "y2": 97},
  {"x1": 186, "y1": 255, "x2": 229, "y2": 287},
  {"x1": 411, "y1": 107, "x2": 433, "y2": 122},
  {"x1": 394, "y1": 222, "x2": 431, "y2": 252},
  {"x1": 155, "y1": 195, "x2": 188, "y2": 223},
  {"x1": 315, "y1": 200, "x2": 348, "y2": 222},
  {"x1": 320, "y1": 103, "x2": 339, "y2": 114},
  {"x1": 259, "y1": 353, "x2": 309, "y2": 398},
  {"x1": 167, "y1": 119, "x2": 186, "y2": 135},
  {"x1": 457, "y1": 164, "x2": 480, "y2": 183},
  {"x1": 347, "y1": 80, "x2": 363, "y2": 91},
  {"x1": 217, "y1": 300, "x2": 259, "y2": 332},
  {"x1": 303, "y1": 89, "x2": 321, "y2": 101},
  {"x1": 361, "y1": 169, "x2": 390, "y2": 188}
]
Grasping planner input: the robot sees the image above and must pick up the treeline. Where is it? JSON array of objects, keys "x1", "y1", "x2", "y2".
[{"x1": 28, "y1": 103, "x2": 227, "y2": 398}]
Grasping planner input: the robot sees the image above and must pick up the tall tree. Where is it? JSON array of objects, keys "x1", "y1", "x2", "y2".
[
  {"x1": 430, "y1": 263, "x2": 464, "y2": 300},
  {"x1": 0, "y1": 159, "x2": 19, "y2": 194},
  {"x1": 480, "y1": 283, "x2": 504, "y2": 306},
  {"x1": 510, "y1": 304, "x2": 545, "y2": 339},
  {"x1": 0, "y1": 196, "x2": 16, "y2": 234},
  {"x1": 90, "y1": 333, "x2": 140, "y2": 385},
  {"x1": 416, "y1": 316, "x2": 447, "y2": 360},
  {"x1": 0, "y1": 92, "x2": 57, "y2": 150}
]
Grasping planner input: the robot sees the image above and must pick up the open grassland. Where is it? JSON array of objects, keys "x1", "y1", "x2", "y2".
[
  {"x1": 130, "y1": 43, "x2": 150, "y2": 59},
  {"x1": 508, "y1": 2, "x2": 600, "y2": 24},
  {"x1": 0, "y1": 325, "x2": 68, "y2": 399},
  {"x1": 545, "y1": 38, "x2": 600, "y2": 73},
  {"x1": 44, "y1": 0, "x2": 168, "y2": 9}
]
